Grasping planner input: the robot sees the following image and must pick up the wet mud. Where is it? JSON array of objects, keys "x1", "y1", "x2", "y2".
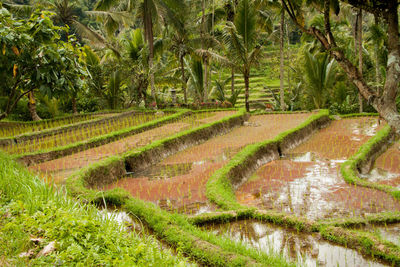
[
  {"x1": 236, "y1": 118, "x2": 400, "y2": 220},
  {"x1": 31, "y1": 111, "x2": 236, "y2": 183},
  {"x1": 203, "y1": 219, "x2": 387, "y2": 267},
  {"x1": 363, "y1": 140, "x2": 400, "y2": 188},
  {"x1": 106, "y1": 113, "x2": 314, "y2": 212}
]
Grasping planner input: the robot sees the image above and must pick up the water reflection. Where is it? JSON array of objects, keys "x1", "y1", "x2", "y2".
[{"x1": 204, "y1": 219, "x2": 386, "y2": 267}]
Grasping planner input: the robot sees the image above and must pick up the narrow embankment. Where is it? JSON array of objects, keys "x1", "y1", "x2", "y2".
[
  {"x1": 190, "y1": 114, "x2": 400, "y2": 266},
  {"x1": 65, "y1": 109, "x2": 298, "y2": 266},
  {"x1": 31, "y1": 110, "x2": 237, "y2": 183},
  {"x1": 4, "y1": 110, "x2": 168, "y2": 155},
  {"x1": 105, "y1": 112, "x2": 316, "y2": 213},
  {"x1": 236, "y1": 117, "x2": 400, "y2": 220}
]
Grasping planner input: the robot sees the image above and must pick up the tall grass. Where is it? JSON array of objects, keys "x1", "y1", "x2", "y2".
[{"x1": 0, "y1": 151, "x2": 191, "y2": 266}]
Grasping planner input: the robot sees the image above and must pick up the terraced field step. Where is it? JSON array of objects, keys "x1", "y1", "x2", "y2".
[{"x1": 30, "y1": 111, "x2": 238, "y2": 183}]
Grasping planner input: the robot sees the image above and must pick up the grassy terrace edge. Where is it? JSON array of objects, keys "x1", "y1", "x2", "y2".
[
  {"x1": 196, "y1": 111, "x2": 400, "y2": 266},
  {"x1": 0, "y1": 109, "x2": 149, "y2": 142},
  {"x1": 206, "y1": 109, "x2": 330, "y2": 211},
  {"x1": 340, "y1": 124, "x2": 400, "y2": 199},
  {"x1": 15, "y1": 109, "x2": 191, "y2": 165},
  {"x1": 65, "y1": 109, "x2": 297, "y2": 267},
  {"x1": 0, "y1": 151, "x2": 190, "y2": 266}
]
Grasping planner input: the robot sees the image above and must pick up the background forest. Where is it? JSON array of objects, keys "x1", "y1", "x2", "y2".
[{"x1": 0, "y1": 0, "x2": 395, "y2": 120}]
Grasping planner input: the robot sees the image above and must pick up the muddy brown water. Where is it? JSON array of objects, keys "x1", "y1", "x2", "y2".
[
  {"x1": 362, "y1": 223, "x2": 400, "y2": 246},
  {"x1": 203, "y1": 219, "x2": 387, "y2": 267},
  {"x1": 106, "y1": 113, "x2": 315, "y2": 213},
  {"x1": 100, "y1": 209, "x2": 197, "y2": 266},
  {"x1": 31, "y1": 111, "x2": 236, "y2": 183},
  {"x1": 361, "y1": 140, "x2": 400, "y2": 188},
  {"x1": 236, "y1": 117, "x2": 400, "y2": 220}
]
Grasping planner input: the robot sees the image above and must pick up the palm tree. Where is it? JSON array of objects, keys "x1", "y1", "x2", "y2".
[
  {"x1": 222, "y1": 0, "x2": 263, "y2": 112},
  {"x1": 279, "y1": 4, "x2": 285, "y2": 111},
  {"x1": 186, "y1": 57, "x2": 205, "y2": 103},
  {"x1": 304, "y1": 51, "x2": 337, "y2": 109}
]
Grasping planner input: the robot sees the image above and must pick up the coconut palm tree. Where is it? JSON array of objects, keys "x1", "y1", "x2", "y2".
[
  {"x1": 304, "y1": 51, "x2": 337, "y2": 109},
  {"x1": 222, "y1": 0, "x2": 263, "y2": 112}
]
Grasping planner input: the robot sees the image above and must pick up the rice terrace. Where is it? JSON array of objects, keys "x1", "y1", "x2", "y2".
[{"x1": 2, "y1": 0, "x2": 400, "y2": 266}]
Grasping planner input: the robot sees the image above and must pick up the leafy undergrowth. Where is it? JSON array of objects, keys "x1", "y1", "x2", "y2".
[{"x1": 0, "y1": 151, "x2": 191, "y2": 266}]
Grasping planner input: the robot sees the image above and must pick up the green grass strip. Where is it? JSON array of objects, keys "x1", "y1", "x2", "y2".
[
  {"x1": 71, "y1": 109, "x2": 245, "y2": 189},
  {"x1": 14, "y1": 109, "x2": 190, "y2": 164},
  {"x1": 340, "y1": 125, "x2": 400, "y2": 199},
  {"x1": 206, "y1": 109, "x2": 330, "y2": 210},
  {"x1": 64, "y1": 109, "x2": 297, "y2": 266}
]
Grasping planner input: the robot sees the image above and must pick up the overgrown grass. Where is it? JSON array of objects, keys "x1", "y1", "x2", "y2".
[{"x1": 0, "y1": 151, "x2": 191, "y2": 266}]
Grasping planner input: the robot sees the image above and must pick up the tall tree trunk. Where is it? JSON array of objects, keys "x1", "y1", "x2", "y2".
[
  {"x1": 282, "y1": 0, "x2": 400, "y2": 132},
  {"x1": 231, "y1": 67, "x2": 235, "y2": 95},
  {"x1": 374, "y1": 15, "x2": 381, "y2": 95},
  {"x1": 357, "y1": 9, "x2": 363, "y2": 113},
  {"x1": 180, "y1": 56, "x2": 187, "y2": 104},
  {"x1": 279, "y1": 6, "x2": 286, "y2": 111},
  {"x1": 143, "y1": 0, "x2": 157, "y2": 109},
  {"x1": 244, "y1": 71, "x2": 250, "y2": 112},
  {"x1": 28, "y1": 91, "x2": 41, "y2": 121},
  {"x1": 201, "y1": 0, "x2": 208, "y2": 102},
  {"x1": 72, "y1": 96, "x2": 78, "y2": 114},
  {"x1": 204, "y1": 57, "x2": 208, "y2": 102}
]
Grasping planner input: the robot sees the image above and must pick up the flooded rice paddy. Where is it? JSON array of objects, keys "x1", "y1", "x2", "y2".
[
  {"x1": 106, "y1": 113, "x2": 314, "y2": 213},
  {"x1": 30, "y1": 111, "x2": 236, "y2": 183},
  {"x1": 236, "y1": 117, "x2": 400, "y2": 219},
  {"x1": 203, "y1": 219, "x2": 387, "y2": 267},
  {"x1": 362, "y1": 140, "x2": 400, "y2": 188}
]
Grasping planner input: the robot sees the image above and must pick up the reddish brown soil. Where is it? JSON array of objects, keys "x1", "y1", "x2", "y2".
[
  {"x1": 236, "y1": 117, "x2": 400, "y2": 220},
  {"x1": 107, "y1": 113, "x2": 314, "y2": 213},
  {"x1": 369, "y1": 141, "x2": 400, "y2": 187},
  {"x1": 291, "y1": 117, "x2": 383, "y2": 159},
  {"x1": 30, "y1": 111, "x2": 236, "y2": 183}
]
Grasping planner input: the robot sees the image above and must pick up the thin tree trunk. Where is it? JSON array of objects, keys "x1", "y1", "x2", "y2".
[
  {"x1": 231, "y1": 67, "x2": 235, "y2": 95},
  {"x1": 204, "y1": 57, "x2": 208, "y2": 102},
  {"x1": 72, "y1": 96, "x2": 78, "y2": 114},
  {"x1": 28, "y1": 91, "x2": 41, "y2": 121},
  {"x1": 357, "y1": 9, "x2": 363, "y2": 113},
  {"x1": 279, "y1": 6, "x2": 286, "y2": 111},
  {"x1": 282, "y1": 0, "x2": 400, "y2": 132},
  {"x1": 143, "y1": 0, "x2": 157, "y2": 109},
  {"x1": 244, "y1": 71, "x2": 250, "y2": 112},
  {"x1": 180, "y1": 56, "x2": 187, "y2": 104},
  {"x1": 201, "y1": 0, "x2": 208, "y2": 102},
  {"x1": 374, "y1": 15, "x2": 381, "y2": 94}
]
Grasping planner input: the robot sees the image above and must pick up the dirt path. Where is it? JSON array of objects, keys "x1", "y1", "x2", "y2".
[
  {"x1": 30, "y1": 111, "x2": 236, "y2": 183},
  {"x1": 106, "y1": 113, "x2": 314, "y2": 214},
  {"x1": 236, "y1": 117, "x2": 400, "y2": 220}
]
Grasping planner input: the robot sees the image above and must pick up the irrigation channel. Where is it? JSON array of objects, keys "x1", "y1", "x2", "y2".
[
  {"x1": 30, "y1": 110, "x2": 236, "y2": 182},
  {"x1": 202, "y1": 117, "x2": 396, "y2": 266},
  {"x1": 105, "y1": 113, "x2": 315, "y2": 214}
]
